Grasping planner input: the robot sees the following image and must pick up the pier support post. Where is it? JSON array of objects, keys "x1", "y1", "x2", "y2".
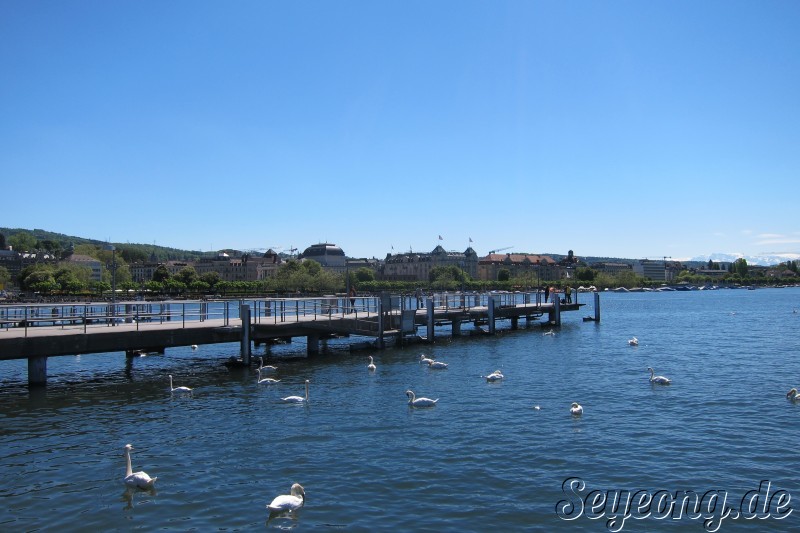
[
  {"x1": 511, "y1": 316, "x2": 518, "y2": 330},
  {"x1": 377, "y1": 296, "x2": 385, "y2": 349},
  {"x1": 28, "y1": 356, "x2": 47, "y2": 387},
  {"x1": 240, "y1": 304, "x2": 251, "y2": 365},
  {"x1": 488, "y1": 296, "x2": 496, "y2": 335},
  {"x1": 594, "y1": 292, "x2": 601, "y2": 323},
  {"x1": 426, "y1": 299, "x2": 434, "y2": 342},
  {"x1": 452, "y1": 319, "x2": 461, "y2": 337},
  {"x1": 307, "y1": 333, "x2": 319, "y2": 356},
  {"x1": 553, "y1": 297, "x2": 561, "y2": 327}
]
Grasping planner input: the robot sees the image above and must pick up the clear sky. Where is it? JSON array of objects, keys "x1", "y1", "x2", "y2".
[{"x1": 2, "y1": 1, "x2": 798, "y2": 261}]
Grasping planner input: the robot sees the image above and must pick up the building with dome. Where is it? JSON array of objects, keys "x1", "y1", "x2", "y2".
[{"x1": 300, "y1": 243, "x2": 347, "y2": 273}]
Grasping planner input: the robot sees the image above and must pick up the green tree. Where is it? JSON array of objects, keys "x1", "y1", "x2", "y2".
[
  {"x1": 38, "y1": 239, "x2": 62, "y2": 255},
  {"x1": 200, "y1": 271, "x2": 221, "y2": 288},
  {"x1": 144, "y1": 280, "x2": 164, "y2": 293},
  {"x1": 152, "y1": 265, "x2": 171, "y2": 282},
  {"x1": 119, "y1": 247, "x2": 149, "y2": 264},
  {"x1": 301, "y1": 260, "x2": 322, "y2": 276},
  {"x1": 90, "y1": 280, "x2": 111, "y2": 295},
  {"x1": 55, "y1": 269, "x2": 86, "y2": 293},
  {"x1": 176, "y1": 266, "x2": 198, "y2": 285},
  {"x1": 0, "y1": 265, "x2": 10, "y2": 287},
  {"x1": 188, "y1": 280, "x2": 210, "y2": 293},
  {"x1": 163, "y1": 278, "x2": 186, "y2": 294},
  {"x1": 575, "y1": 267, "x2": 596, "y2": 282},
  {"x1": 8, "y1": 231, "x2": 37, "y2": 252},
  {"x1": 733, "y1": 258, "x2": 749, "y2": 278},
  {"x1": 497, "y1": 269, "x2": 511, "y2": 282},
  {"x1": 354, "y1": 267, "x2": 375, "y2": 282},
  {"x1": 430, "y1": 266, "x2": 468, "y2": 284}
]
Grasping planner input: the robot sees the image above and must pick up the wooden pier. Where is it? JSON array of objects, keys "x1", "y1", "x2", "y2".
[{"x1": 0, "y1": 291, "x2": 597, "y2": 386}]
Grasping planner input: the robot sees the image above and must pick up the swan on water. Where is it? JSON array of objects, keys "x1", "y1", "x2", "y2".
[
  {"x1": 787, "y1": 388, "x2": 800, "y2": 401},
  {"x1": 122, "y1": 444, "x2": 157, "y2": 489},
  {"x1": 628, "y1": 337, "x2": 639, "y2": 346},
  {"x1": 543, "y1": 329, "x2": 556, "y2": 336},
  {"x1": 367, "y1": 356, "x2": 377, "y2": 372},
  {"x1": 281, "y1": 380, "x2": 310, "y2": 403},
  {"x1": 570, "y1": 402, "x2": 583, "y2": 416},
  {"x1": 257, "y1": 357, "x2": 278, "y2": 372},
  {"x1": 191, "y1": 344, "x2": 198, "y2": 350},
  {"x1": 256, "y1": 368, "x2": 280, "y2": 384},
  {"x1": 647, "y1": 367, "x2": 672, "y2": 385},
  {"x1": 484, "y1": 370, "x2": 504, "y2": 382},
  {"x1": 427, "y1": 360, "x2": 448, "y2": 369},
  {"x1": 267, "y1": 482, "x2": 305, "y2": 513},
  {"x1": 406, "y1": 389, "x2": 438, "y2": 407},
  {"x1": 169, "y1": 375, "x2": 192, "y2": 394},
  {"x1": 420, "y1": 354, "x2": 434, "y2": 364}
]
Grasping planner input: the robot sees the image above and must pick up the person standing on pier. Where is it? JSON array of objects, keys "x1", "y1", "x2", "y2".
[
  {"x1": 565, "y1": 285, "x2": 572, "y2": 304},
  {"x1": 544, "y1": 286, "x2": 549, "y2": 303},
  {"x1": 349, "y1": 286, "x2": 357, "y2": 313}
]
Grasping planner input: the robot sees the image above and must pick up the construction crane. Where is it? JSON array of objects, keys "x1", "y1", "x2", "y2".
[{"x1": 488, "y1": 246, "x2": 513, "y2": 254}]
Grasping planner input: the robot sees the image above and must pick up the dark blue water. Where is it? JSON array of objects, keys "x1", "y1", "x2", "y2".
[{"x1": 2, "y1": 288, "x2": 799, "y2": 531}]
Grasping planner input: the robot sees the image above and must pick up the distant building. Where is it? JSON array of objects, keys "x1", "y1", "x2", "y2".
[
  {"x1": 633, "y1": 260, "x2": 666, "y2": 281},
  {"x1": 300, "y1": 243, "x2": 347, "y2": 273},
  {"x1": 381, "y1": 246, "x2": 479, "y2": 282},
  {"x1": 193, "y1": 249, "x2": 283, "y2": 282},
  {"x1": 130, "y1": 249, "x2": 284, "y2": 284},
  {"x1": 478, "y1": 253, "x2": 558, "y2": 282},
  {"x1": 590, "y1": 262, "x2": 632, "y2": 275},
  {"x1": 64, "y1": 254, "x2": 103, "y2": 282}
]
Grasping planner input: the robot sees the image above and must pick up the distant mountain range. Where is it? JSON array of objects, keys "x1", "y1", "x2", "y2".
[{"x1": 689, "y1": 252, "x2": 800, "y2": 267}]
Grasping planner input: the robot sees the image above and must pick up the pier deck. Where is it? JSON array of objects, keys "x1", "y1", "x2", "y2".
[{"x1": 0, "y1": 292, "x2": 592, "y2": 384}]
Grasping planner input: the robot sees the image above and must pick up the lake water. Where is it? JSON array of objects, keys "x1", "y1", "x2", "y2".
[{"x1": 2, "y1": 288, "x2": 799, "y2": 531}]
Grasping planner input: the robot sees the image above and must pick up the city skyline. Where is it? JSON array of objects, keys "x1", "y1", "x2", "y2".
[{"x1": 2, "y1": 2, "x2": 798, "y2": 262}]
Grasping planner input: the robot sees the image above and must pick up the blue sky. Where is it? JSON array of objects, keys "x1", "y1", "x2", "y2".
[{"x1": 2, "y1": 1, "x2": 798, "y2": 261}]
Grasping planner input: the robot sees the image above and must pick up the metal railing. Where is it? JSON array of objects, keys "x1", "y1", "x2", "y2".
[{"x1": 0, "y1": 290, "x2": 574, "y2": 337}]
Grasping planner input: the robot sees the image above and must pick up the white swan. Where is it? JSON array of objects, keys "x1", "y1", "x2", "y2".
[
  {"x1": 256, "y1": 368, "x2": 280, "y2": 384},
  {"x1": 628, "y1": 337, "x2": 639, "y2": 346},
  {"x1": 169, "y1": 374, "x2": 192, "y2": 394},
  {"x1": 281, "y1": 380, "x2": 309, "y2": 403},
  {"x1": 647, "y1": 367, "x2": 671, "y2": 385},
  {"x1": 191, "y1": 344, "x2": 198, "y2": 350},
  {"x1": 787, "y1": 388, "x2": 800, "y2": 401},
  {"x1": 406, "y1": 389, "x2": 438, "y2": 407},
  {"x1": 419, "y1": 354, "x2": 434, "y2": 364},
  {"x1": 570, "y1": 402, "x2": 583, "y2": 416},
  {"x1": 427, "y1": 360, "x2": 448, "y2": 369},
  {"x1": 367, "y1": 356, "x2": 377, "y2": 372},
  {"x1": 484, "y1": 370, "x2": 504, "y2": 382},
  {"x1": 122, "y1": 444, "x2": 157, "y2": 489},
  {"x1": 267, "y1": 482, "x2": 305, "y2": 512},
  {"x1": 543, "y1": 329, "x2": 556, "y2": 336},
  {"x1": 257, "y1": 357, "x2": 278, "y2": 372}
]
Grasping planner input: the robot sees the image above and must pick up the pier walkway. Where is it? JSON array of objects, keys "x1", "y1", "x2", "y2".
[{"x1": 0, "y1": 291, "x2": 595, "y2": 385}]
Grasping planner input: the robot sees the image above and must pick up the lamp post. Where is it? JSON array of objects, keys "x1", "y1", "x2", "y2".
[{"x1": 105, "y1": 244, "x2": 117, "y2": 325}]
